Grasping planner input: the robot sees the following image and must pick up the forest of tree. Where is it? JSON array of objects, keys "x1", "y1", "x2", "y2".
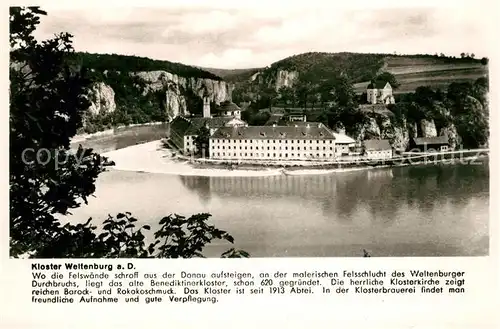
[
  {"x1": 71, "y1": 52, "x2": 222, "y2": 80},
  {"x1": 238, "y1": 71, "x2": 400, "y2": 135},
  {"x1": 389, "y1": 77, "x2": 489, "y2": 148}
]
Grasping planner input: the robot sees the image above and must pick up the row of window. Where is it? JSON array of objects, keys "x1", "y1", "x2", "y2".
[
  {"x1": 212, "y1": 153, "x2": 335, "y2": 158},
  {"x1": 368, "y1": 150, "x2": 392, "y2": 154},
  {"x1": 213, "y1": 145, "x2": 337, "y2": 151},
  {"x1": 212, "y1": 139, "x2": 334, "y2": 144}
]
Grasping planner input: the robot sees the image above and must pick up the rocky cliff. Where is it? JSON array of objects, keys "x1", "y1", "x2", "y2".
[
  {"x1": 354, "y1": 113, "x2": 459, "y2": 151},
  {"x1": 274, "y1": 70, "x2": 299, "y2": 91},
  {"x1": 249, "y1": 68, "x2": 299, "y2": 92},
  {"x1": 133, "y1": 70, "x2": 233, "y2": 119},
  {"x1": 420, "y1": 119, "x2": 437, "y2": 137},
  {"x1": 87, "y1": 82, "x2": 116, "y2": 115},
  {"x1": 348, "y1": 83, "x2": 492, "y2": 151}
]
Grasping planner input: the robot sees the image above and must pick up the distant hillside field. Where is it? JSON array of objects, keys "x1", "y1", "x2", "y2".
[{"x1": 351, "y1": 56, "x2": 488, "y2": 94}]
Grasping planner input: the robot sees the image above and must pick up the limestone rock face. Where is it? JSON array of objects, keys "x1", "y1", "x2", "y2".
[
  {"x1": 345, "y1": 98, "x2": 478, "y2": 151},
  {"x1": 351, "y1": 113, "x2": 441, "y2": 151},
  {"x1": 379, "y1": 116, "x2": 393, "y2": 137},
  {"x1": 440, "y1": 123, "x2": 460, "y2": 149},
  {"x1": 275, "y1": 70, "x2": 299, "y2": 91},
  {"x1": 133, "y1": 71, "x2": 233, "y2": 119},
  {"x1": 420, "y1": 119, "x2": 437, "y2": 137},
  {"x1": 87, "y1": 82, "x2": 116, "y2": 115},
  {"x1": 379, "y1": 116, "x2": 410, "y2": 151},
  {"x1": 391, "y1": 125, "x2": 411, "y2": 151},
  {"x1": 250, "y1": 72, "x2": 260, "y2": 82},
  {"x1": 164, "y1": 86, "x2": 187, "y2": 119},
  {"x1": 355, "y1": 117, "x2": 381, "y2": 141},
  {"x1": 409, "y1": 122, "x2": 418, "y2": 139}
]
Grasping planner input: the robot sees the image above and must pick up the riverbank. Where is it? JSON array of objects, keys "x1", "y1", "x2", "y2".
[
  {"x1": 70, "y1": 122, "x2": 169, "y2": 154},
  {"x1": 100, "y1": 139, "x2": 488, "y2": 177},
  {"x1": 101, "y1": 141, "x2": 283, "y2": 177},
  {"x1": 180, "y1": 147, "x2": 488, "y2": 170}
]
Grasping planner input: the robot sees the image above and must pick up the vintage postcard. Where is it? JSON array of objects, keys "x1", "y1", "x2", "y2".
[{"x1": 1, "y1": 0, "x2": 498, "y2": 328}]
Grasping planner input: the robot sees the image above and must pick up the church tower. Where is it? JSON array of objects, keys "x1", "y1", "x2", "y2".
[{"x1": 203, "y1": 97, "x2": 211, "y2": 118}]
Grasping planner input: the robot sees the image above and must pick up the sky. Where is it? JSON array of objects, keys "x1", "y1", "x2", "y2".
[{"x1": 32, "y1": 1, "x2": 492, "y2": 69}]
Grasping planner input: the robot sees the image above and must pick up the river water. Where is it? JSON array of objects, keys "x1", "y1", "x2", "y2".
[{"x1": 68, "y1": 127, "x2": 490, "y2": 258}]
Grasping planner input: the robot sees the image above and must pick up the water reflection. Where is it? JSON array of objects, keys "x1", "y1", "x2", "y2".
[
  {"x1": 180, "y1": 169, "x2": 397, "y2": 216},
  {"x1": 67, "y1": 161, "x2": 488, "y2": 257},
  {"x1": 181, "y1": 174, "x2": 338, "y2": 198},
  {"x1": 179, "y1": 176, "x2": 213, "y2": 205},
  {"x1": 180, "y1": 162, "x2": 489, "y2": 229}
]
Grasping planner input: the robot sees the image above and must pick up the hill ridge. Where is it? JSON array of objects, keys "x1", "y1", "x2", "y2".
[{"x1": 72, "y1": 51, "x2": 224, "y2": 81}]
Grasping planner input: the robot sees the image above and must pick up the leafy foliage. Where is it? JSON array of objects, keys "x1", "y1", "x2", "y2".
[
  {"x1": 264, "y1": 52, "x2": 387, "y2": 83},
  {"x1": 446, "y1": 80, "x2": 489, "y2": 148},
  {"x1": 10, "y1": 7, "x2": 248, "y2": 259},
  {"x1": 32, "y1": 213, "x2": 248, "y2": 258},
  {"x1": 277, "y1": 86, "x2": 296, "y2": 107},
  {"x1": 277, "y1": 74, "x2": 365, "y2": 134},
  {"x1": 193, "y1": 126, "x2": 211, "y2": 157},
  {"x1": 10, "y1": 7, "x2": 105, "y2": 256},
  {"x1": 372, "y1": 71, "x2": 400, "y2": 89},
  {"x1": 238, "y1": 68, "x2": 369, "y2": 134},
  {"x1": 242, "y1": 108, "x2": 271, "y2": 126}
]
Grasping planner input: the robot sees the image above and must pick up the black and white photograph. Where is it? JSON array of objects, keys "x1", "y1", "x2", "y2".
[{"x1": 9, "y1": 3, "x2": 490, "y2": 259}]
